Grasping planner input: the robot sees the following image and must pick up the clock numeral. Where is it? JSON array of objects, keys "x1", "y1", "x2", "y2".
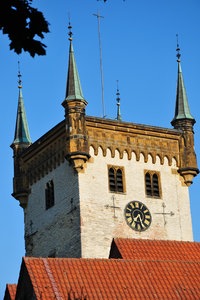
[
  {"x1": 126, "y1": 207, "x2": 132, "y2": 212},
  {"x1": 126, "y1": 216, "x2": 132, "y2": 224},
  {"x1": 144, "y1": 219, "x2": 150, "y2": 225},
  {"x1": 131, "y1": 221, "x2": 136, "y2": 229},
  {"x1": 135, "y1": 202, "x2": 139, "y2": 208},
  {"x1": 125, "y1": 212, "x2": 132, "y2": 217}
]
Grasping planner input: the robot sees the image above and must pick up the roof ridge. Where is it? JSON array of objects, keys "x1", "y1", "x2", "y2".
[
  {"x1": 114, "y1": 237, "x2": 200, "y2": 243},
  {"x1": 42, "y1": 258, "x2": 63, "y2": 300}
]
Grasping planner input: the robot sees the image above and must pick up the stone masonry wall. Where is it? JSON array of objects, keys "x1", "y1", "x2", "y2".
[{"x1": 24, "y1": 162, "x2": 81, "y2": 258}]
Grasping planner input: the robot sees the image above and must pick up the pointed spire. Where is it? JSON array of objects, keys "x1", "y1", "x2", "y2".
[
  {"x1": 62, "y1": 22, "x2": 89, "y2": 172},
  {"x1": 116, "y1": 80, "x2": 122, "y2": 121},
  {"x1": 171, "y1": 36, "x2": 195, "y2": 127},
  {"x1": 64, "y1": 22, "x2": 84, "y2": 101},
  {"x1": 12, "y1": 63, "x2": 31, "y2": 146}
]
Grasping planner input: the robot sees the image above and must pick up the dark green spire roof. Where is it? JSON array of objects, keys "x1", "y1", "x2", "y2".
[
  {"x1": 65, "y1": 34, "x2": 84, "y2": 101},
  {"x1": 171, "y1": 44, "x2": 195, "y2": 125},
  {"x1": 13, "y1": 77, "x2": 31, "y2": 145}
]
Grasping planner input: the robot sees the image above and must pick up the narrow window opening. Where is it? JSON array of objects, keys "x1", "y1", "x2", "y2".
[
  {"x1": 108, "y1": 166, "x2": 125, "y2": 193},
  {"x1": 152, "y1": 174, "x2": 160, "y2": 197},
  {"x1": 145, "y1": 173, "x2": 152, "y2": 196},
  {"x1": 145, "y1": 171, "x2": 161, "y2": 198},
  {"x1": 116, "y1": 169, "x2": 123, "y2": 192},
  {"x1": 109, "y1": 168, "x2": 116, "y2": 192},
  {"x1": 45, "y1": 180, "x2": 55, "y2": 209}
]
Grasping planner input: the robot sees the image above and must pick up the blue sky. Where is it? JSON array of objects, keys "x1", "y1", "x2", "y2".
[{"x1": 1, "y1": 0, "x2": 200, "y2": 297}]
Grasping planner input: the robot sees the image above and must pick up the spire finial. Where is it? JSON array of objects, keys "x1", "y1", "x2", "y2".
[
  {"x1": 12, "y1": 61, "x2": 32, "y2": 147},
  {"x1": 176, "y1": 34, "x2": 181, "y2": 62},
  {"x1": 18, "y1": 61, "x2": 22, "y2": 88},
  {"x1": 171, "y1": 36, "x2": 195, "y2": 128},
  {"x1": 62, "y1": 18, "x2": 84, "y2": 102},
  {"x1": 116, "y1": 80, "x2": 122, "y2": 121},
  {"x1": 68, "y1": 20, "x2": 73, "y2": 41}
]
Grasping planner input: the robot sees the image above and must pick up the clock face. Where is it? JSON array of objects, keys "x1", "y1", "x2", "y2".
[{"x1": 124, "y1": 201, "x2": 152, "y2": 232}]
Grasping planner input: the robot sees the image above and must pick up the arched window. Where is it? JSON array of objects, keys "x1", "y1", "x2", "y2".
[
  {"x1": 152, "y1": 174, "x2": 159, "y2": 197},
  {"x1": 108, "y1": 166, "x2": 125, "y2": 193},
  {"x1": 45, "y1": 180, "x2": 55, "y2": 209},
  {"x1": 145, "y1": 171, "x2": 161, "y2": 198},
  {"x1": 145, "y1": 172, "x2": 152, "y2": 196},
  {"x1": 109, "y1": 168, "x2": 115, "y2": 191},
  {"x1": 116, "y1": 169, "x2": 123, "y2": 192}
]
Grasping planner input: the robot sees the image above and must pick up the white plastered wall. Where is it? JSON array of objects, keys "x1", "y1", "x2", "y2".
[{"x1": 79, "y1": 146, "x2": 193, "y2": 258}]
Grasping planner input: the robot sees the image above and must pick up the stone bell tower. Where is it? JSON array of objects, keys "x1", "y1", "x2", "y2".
[{"x1": 11, "y1": 27, "x2": 199, "y2": 259}]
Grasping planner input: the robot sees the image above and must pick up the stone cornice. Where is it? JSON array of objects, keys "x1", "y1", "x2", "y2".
[
  {"x1": 15, "y1": 116, "x2": 197, "y2": 189},
  {"x1": 86, "y1": 116, "x2": 181, "y2": 166},
  {"x1": 20, "y1": 120, "x2": 66, "y2": 185}
]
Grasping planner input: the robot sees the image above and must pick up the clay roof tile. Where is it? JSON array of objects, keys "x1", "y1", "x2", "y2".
[{"x1": 22, "y1": 255, "x2": 200, "y2": 299}]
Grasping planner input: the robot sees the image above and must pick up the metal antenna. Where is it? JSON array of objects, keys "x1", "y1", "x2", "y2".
[{"x1": 93, "y1": 11, "x2": 106, "y2": 118}]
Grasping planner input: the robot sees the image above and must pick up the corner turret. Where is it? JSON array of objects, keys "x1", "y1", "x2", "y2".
[
  {"x1": 62, "y1": 23, "x2": 90, "y2": 172},
  {"x1": 171, "y1": 39, "x2": 199, "y2": 185},
  {"x1": 11, "y1": 66, "x2": 31, "y2": 207}
]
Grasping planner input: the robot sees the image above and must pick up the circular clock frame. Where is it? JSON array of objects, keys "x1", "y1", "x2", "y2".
[{"x1": 124, "y1": 200, "x2": 152, "y2": 232}]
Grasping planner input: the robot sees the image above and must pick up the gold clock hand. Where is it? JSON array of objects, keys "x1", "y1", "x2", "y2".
[
  {"x1": 138, "y1": 214, "x2": 145, "y2": 228},
  {"x1": 133, "y1": 214, "x2": 140, "y2": 222}
]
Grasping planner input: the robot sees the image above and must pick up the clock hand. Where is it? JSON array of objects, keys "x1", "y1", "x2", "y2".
[
  {"x1": 138, "y1": 214, "x2": 145, "y2": 228},
  {"x1": 133, "y1": 214, "x2": 140, "y2": 222},
  {"x1": 138, "y1": 214, "x2": 142, "y2": 222}
]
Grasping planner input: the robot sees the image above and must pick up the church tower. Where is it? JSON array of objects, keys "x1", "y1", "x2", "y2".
[{"x1": 11, "y1": 27, "x2": 199, "y2": 259}]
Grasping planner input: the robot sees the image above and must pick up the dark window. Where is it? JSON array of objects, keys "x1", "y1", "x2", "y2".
[
  {"x1": 145, "y1": 172, "x2": 161, "y2": 198},
  {"x1": 45, "y1": 180, "x2": 55, "y2": 209},
  {"x1": 152, "y1": 174, "x2": 159, "y2": 197},
  {"x1": 108, "y1": 166, "x2": 125, "y2": 193},
  {"x1": 109, "y1": 168, "x2": 116, "y2": 191},
  {"x1": 145, "y1": 172, "x2": 152, "y2": 196}
]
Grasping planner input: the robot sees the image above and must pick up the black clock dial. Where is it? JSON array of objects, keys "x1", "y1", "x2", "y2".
[{"x1": 124, "y1": 201, "x2": 152, "y2": 232}]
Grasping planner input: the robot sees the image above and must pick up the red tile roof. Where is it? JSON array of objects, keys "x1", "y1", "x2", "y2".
[
  {"x1": 109, "y1": 238, "x2": 200, "y2": 261},
  {"x1": 4, "y1": 284, "x2": 17, "y2": 300},
  {"x1": 22, "y1": 254, "x2": 200, "y2": 299}
]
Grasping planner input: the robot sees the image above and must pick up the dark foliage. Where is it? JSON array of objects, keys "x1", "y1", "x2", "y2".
[
  {"x1": 0, "y1": 0, "x2": 49, "y2": 57},
  {"x1": 0, "y1": 0, "x2": 124, "y2": 57}
]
